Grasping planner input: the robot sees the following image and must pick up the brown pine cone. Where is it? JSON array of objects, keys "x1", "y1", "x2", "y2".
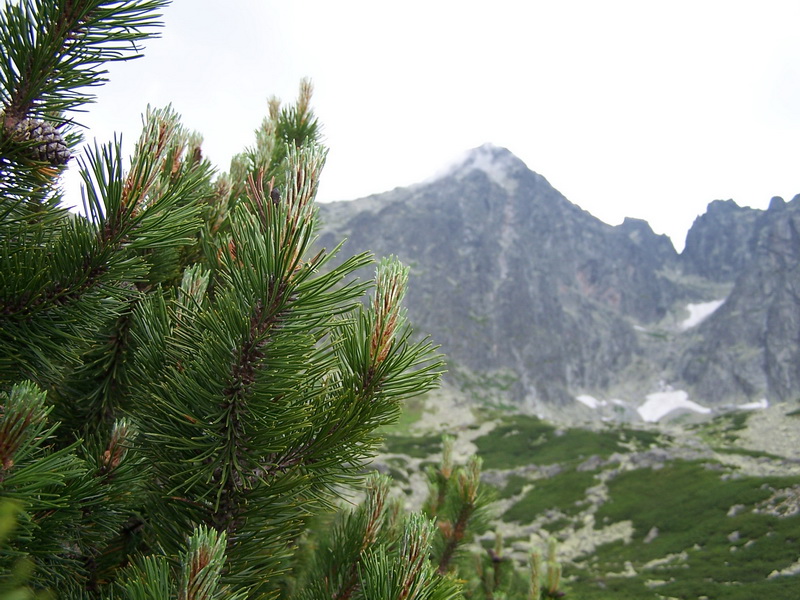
[{"x1": 10, "y1": 118, "x2": 71, "y2": 166}]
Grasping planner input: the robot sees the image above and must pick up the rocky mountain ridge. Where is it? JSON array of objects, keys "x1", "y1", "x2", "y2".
[{"x1": 314, "y1": 144, "x2": 800, "y2": 420}]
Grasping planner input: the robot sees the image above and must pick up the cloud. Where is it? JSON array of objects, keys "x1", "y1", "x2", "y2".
[{"x1": 63, "y1": 1, "x2": 800, "y2": 251}]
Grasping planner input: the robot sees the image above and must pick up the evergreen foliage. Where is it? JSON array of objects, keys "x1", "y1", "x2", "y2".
[
  {"x1": 0, "y1": 3, "x2": 566, "y2": 598},
  {"x1": 0, "y1": 1, "x2": 463, "y2": 597}
]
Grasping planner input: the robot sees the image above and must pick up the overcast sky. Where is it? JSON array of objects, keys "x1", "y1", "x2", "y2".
[{"x1": 63, "y1": 1, "x2": 800, "y2": 250}]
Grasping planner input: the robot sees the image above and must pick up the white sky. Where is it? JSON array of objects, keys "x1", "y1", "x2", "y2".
[{"x1": 63, "y1": 1, "x2": 800, "y2": 250}]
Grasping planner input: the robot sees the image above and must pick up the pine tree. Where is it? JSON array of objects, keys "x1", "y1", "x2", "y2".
[
  {"x1": 0, "y1": 3, "x2": 570, "y2": 599},
  {"x1": 0, "y1": 2, "x2": 464, "y2": 598}
]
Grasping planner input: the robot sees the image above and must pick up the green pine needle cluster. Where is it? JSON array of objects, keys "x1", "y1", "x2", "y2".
[
  {"x1": 0, "y1": 3, "x2": 567, "y2": 599},
  {"x1": 0, "y1": 1, "x2": 462, "y2": 597}
]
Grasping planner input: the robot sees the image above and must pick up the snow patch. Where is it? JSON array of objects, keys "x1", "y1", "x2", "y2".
[
  {"x1": 637, "y1": 390, "x2": 712, "y2": 422},
  {"x1": 576, "y1": 395, "x2": 606, "y2": 409},
  {"x1": 738, "y1": 398, "x2": 769, "y2": 411},
  {"x1": 680, "y1": 299, "x2": 725, "y2": 330}
]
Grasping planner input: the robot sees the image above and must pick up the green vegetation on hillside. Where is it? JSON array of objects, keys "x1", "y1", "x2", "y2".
[
  {"x1": 504, "y1": 468, "x2": 597, "y2": 522},
  {"x1": 383, "y1": 433, "x2": 443, "y2": 459},
  {"x1": 576, "y1": 460, "x2": 800, "y2": 599},
  {"x1": 473, "y1": 415, "x2": 661, "y2": 469},
  {"x1": 381, "y1": 405, "x2": 800, "y2": 600},
  {"x1": 691, "y1": 410, "x2": 751, "y2": 445}
]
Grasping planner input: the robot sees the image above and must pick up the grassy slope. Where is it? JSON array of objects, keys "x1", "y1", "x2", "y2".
[{"x1": 379, "y1": 401, "x2": 800, "y2": 599}]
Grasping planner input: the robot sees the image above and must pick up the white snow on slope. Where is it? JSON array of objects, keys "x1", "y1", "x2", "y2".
[
  {"x1": 738, "y1": 398, "x2": 769, "y2": 411},
  {"x1": 637, "y1": 390, "x2": 712, "y2": 422},
  {"x1": 576, "y1": 394, "x2": 606, "y2": 409},
  {"x1": 680, "y1": 299, "x2": 725, "y2": 330}
]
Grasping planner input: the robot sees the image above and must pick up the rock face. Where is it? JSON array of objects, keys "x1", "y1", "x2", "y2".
[
  {"x1": 679, "y1": 196, "x2": 800, "y2": 403},
  {"x1": 315, "y1": 145, "x2": 800, "y2": 412},
  {"x1": 680, "y1": 199, "x2": 762, "y2": 282}
]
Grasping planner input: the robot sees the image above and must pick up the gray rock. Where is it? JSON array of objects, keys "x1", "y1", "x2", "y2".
[
  {"x1": 680, "y1": 199, "x2": 761, "y2": 282},
  {"x1": 679, "y1": 196, "x2": 800, "y2": 403},
  {"x1": 644, "y1": 526, "x2": 660, "y2": 543},
  {"x1": 314, "y1": 146, "x2": 800, "y2": 411}
]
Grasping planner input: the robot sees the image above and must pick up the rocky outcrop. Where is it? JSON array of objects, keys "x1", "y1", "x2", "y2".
[
  {"x1": 679, "y1": 196, "x2": 800, "y2": 403},
  {"x1": 315, "y1": 145, "x2": 800, "y2": 410},
  {"x1": 680, "y1": 199, "x2": 762, "y2": 282},
  {"x1": 317, "y1": 145, "x2": 677, "y2": 407},
  {"x1": 616, "y1": 217, "x2": 678, "y2": 270}
]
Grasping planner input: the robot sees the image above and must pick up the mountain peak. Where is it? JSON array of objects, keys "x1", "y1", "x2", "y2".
[{"x1": 430, "y1": 143, "x2": 529, "y2": 190}]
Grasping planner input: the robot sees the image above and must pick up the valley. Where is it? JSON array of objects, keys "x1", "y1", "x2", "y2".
[{"x1": 376, "y1": 386, "x2": 800, "y2": 598}]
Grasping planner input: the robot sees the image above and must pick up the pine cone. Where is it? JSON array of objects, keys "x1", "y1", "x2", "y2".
[{"x1": 10, "y1": 118, "x2": 71, "y2": 166}]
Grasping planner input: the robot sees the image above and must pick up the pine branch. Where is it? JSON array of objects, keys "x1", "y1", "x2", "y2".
[
  {"x1": 127, "y1": 150, "x2": 383, "y2": 595},
  {"x1": 0, "y1": 2, "x2": 456, "y2": 587},
  {"x1": 424, "y1": 450, "x2": 494, "y2": 578},
  {"x1": 71, "y1": 418, "x2": 147, "y2": 591},
  {"x1": 292, "y1": 474, "x2": 391, "y2": 600},
  {"x1": 0, "y1": 0, "x2": 168, "y2": 126},
  {"x1": 0, "y1": 1, "x2": 168, "y2": 203},
  {"x1": 543, "y1": 538, "x2": 563, "y2": 599},
  {"x1": 0, "y1": 383, "x2": 148, "y2": 592},
  {"x1": 116, "y1": 555, "x2": 173, "y2": 599},
  {"x1": 357, "y1": 513, "x2": 464, "y2": 600},
  {"x1": 529, "y1": 551, "x2": 542, "y2": 600},
  {"x1": 0, "y1": 381, "x2": 52, "y2": 480},
  {"x1": 0, "y1": 106, "x2": 207, "y2": 391},
  {"x1": 178, "y1": 526, "x2": 247, "y2": 600},
  {"x1": 425, "y1": 435, "x2": 455, "y2": 518}
]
